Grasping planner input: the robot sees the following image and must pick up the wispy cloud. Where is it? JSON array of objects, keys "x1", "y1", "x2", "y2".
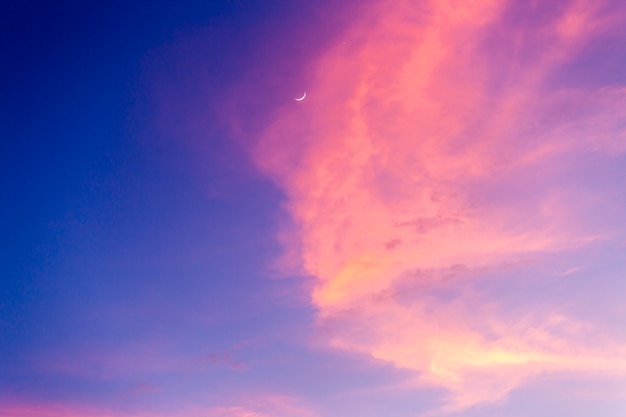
[
  {"x1": 189, "y1": 350, "x2": 248, "y2": 371},
  {"x1": 0, "y1": 394, "x2": 318, "y2": 417},
  {"x1": 245, "y1": 0, "x2": 626, "y2": 411}
]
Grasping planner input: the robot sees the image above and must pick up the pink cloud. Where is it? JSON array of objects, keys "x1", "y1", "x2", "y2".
[
  {"x1": 206, "y1": 395, "x2": 319, "y2": 417},
  {"x1": 240, "y1": 0, "x2": 626, "y2": 411},
  {"x1": 0, "y1": 404, "x2": 121, "y2": 417},
  {"x1": 34, "y1": 338, "x2": 251, "y2": 382},
  {"x1": 0, "y1": 395, "x2": 318, "y2": 417}
]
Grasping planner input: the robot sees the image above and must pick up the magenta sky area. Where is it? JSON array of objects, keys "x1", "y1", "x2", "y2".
[{"x1": 2, "y1": 1, "x2": 626, "y2": 416}]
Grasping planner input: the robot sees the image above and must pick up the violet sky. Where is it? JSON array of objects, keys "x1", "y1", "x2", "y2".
[{"x1": 2, "y1": 1, "x2": 626, "y2": 416}]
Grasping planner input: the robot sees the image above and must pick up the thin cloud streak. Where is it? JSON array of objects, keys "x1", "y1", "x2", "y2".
[
  {"x1": 0, "y1": 394, "x2": 318, "y2": 417},
  {"x1": 248, "y1": 0, "x2": 626, "y2": 411}
]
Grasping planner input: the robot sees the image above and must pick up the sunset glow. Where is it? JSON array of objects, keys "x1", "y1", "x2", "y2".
[{"x1": 3, "y1": 0, "x2": 626, "y2": 416}]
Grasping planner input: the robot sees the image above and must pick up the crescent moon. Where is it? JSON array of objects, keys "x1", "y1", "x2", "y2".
[{"x1": 295, "y1": 92, "x2": 307, "y2": 101}]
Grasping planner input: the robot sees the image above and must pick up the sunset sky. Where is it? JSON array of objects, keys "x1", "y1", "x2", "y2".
[{"x1": 2, "y1": 1, "x2": 626, "y2": 416}]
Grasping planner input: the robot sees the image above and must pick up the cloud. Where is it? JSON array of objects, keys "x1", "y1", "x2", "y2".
[
  {"x1": 0, "y1": 404, "x2": 119, "y2": 417},
  {"x1": 189, "y1": 351, "x2": 247, "y2": 371},
  {"x1": 125, "y1": 381, "x2": 163, "y2": 398},
  {"x1": 243, "y1": 0, "x2": 626, "y2": 411},
  {"x1": 0, "y1": 407, "x2": 268, "y2": 417},
  {"x1": 0, "y1": 395, "x2": 318, "y2": 417},
  {"x1": 206, "y1": 395, "x2": 319, "y2": 417}
]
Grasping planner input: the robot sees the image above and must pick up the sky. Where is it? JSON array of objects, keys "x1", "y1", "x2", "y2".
[{"x1": 2, "y1": 0, "x2": 626, "y2": 416}]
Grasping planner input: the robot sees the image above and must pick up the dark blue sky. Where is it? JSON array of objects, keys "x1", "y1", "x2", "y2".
[
  {"x1": 1, "y1": 2, "x2": 365, "y2": 413},
  {"x1": 1, "y1": 0, "x2": 296, "y2": 400}
]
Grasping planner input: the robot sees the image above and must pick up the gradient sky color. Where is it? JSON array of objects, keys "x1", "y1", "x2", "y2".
[{"x1": 2, "y1": 1, "x2": 626, "y2": 416}]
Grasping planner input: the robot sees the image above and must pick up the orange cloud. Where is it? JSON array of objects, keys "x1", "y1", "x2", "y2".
[{"x1": 249, "y1": 0, "x2": 626, "y2": 410}]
